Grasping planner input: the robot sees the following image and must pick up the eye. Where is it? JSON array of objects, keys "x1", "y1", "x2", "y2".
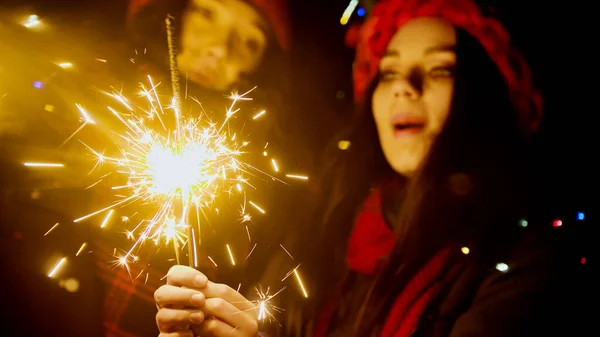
[
  {"x1": 246, "y1": 39, "x2": 259, "y2": 53},
  {"x1": 428, "y1": 65, "x2": 455, "y2": 79},
  {"x1": 195, "y1": 6, "x2": 214, "y2": 20},
  {"x1": 379, "y1": 70, "x2": 399, "y2": 82}
]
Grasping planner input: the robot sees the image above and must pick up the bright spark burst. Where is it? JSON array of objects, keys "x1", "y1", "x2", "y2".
[
  {"x1": 66, "y1": 78, "x2": 275, "y2": 268},
  {"x1": 32, "y1": 73, "x2": 310, "y2": 304},
  {"x1": 15, "y1": 15, "x2": 313, "y2": 324}
]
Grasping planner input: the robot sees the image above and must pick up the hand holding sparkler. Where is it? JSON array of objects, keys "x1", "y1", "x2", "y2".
[{"x1": 156, "y1": 266, "x2": 260, "y2": 337}]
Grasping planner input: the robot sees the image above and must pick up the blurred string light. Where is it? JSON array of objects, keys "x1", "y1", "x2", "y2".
[
  {"x1": 341, "y1": 0, "x2": 359, "y2": 25},
  {"x1": 59, "y1": 278, "x2": 80, "y2": 293},
  {"x1": 495, "y1": 262, "x2": 509, "y2": 273},
  {"x1": 338, "y1": 140, "x2": 351, "y2": 150},
  {"x1": 519, "y1": 218, "x2": 528, "y2": 228},
  {"x1": 357, "y1": 7, "x2": 366, "y2": 17},
  {"x1": 577, "y1": 212, "x2": 584, "y2": 220},
  {"x1": 23, "y1": 14, "x2": 41, "y2": 28}
]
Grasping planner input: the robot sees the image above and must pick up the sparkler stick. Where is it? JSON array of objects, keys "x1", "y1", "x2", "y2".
[{"x1": 166, "y1": 14, "x2": 196, "y2": 268}]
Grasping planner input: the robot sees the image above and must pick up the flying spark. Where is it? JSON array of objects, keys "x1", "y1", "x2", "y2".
[
  {"x1": 48, "y1": 257, "x2": 67, "y2": 278},
  {"x1": 254, "y1": 286, "x2": 286, "y2": 323}
]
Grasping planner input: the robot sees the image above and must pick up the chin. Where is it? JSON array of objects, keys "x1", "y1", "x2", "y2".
[
  {"x1": 391, "y1": 165, "x2": 416, "y2": 177},
  {"x1": 389, "y1": 156, "x2": 421, "y2": 178}
]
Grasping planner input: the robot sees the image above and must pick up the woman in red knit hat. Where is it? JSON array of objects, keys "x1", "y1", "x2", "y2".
[{"x1": 154, "y1": 1, "x2": 583, "y2": 336}]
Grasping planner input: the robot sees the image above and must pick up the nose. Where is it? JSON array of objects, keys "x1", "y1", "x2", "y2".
[
  {"x1": 392, "y1": 70, "x2": 422, "y2": 100},
  {"x1": 199, "y1": 45, "x2": 226, "y2": 69}
]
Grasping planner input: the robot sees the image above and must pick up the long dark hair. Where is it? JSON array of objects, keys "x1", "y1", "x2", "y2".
[{"x1": 278, "y1": 28, "x2": 533, "y2": 335}]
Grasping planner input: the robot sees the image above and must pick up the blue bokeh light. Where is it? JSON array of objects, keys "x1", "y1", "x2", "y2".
[
  {"x1": 33, "y1": 81, "x2": 43, "y2": 89},
  {"x1": 577, "y1": 212, "x2": 585, "y2": 220},
  {"x1": 357, "y1": 7, "x2": 366, "y2": 17}
]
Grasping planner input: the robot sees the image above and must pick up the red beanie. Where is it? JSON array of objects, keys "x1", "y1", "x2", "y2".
[
  {"x1": 127, "y1": 0, "x2": 150, "y2": 19},
  {"x1": 349, "y1": 0, "x2": 543, "y2": 132},
  {"x1": 127, "y1": 0, "x2": 290, "y2": 50},
  {"x1": 246, "y1": 0, "x2": 290, "y2": 50}
]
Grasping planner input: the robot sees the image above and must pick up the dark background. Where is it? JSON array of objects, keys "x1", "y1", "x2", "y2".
[
  {"x1": 1, "y1": 0, "x2": 595, "y2": 336},
  {"x1": 3, "y1": 0, "x2": 595, "y2": 206}
]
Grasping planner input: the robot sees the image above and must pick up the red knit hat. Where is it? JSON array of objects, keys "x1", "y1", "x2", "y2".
[
  {"x1": 245, "y1": 0, "x2": 290, "y2": 50},
  {"x1": 349, "y1": 0, "x2": 543, "y2": 132},
  {"x1": 127, "y1": 0, "x2": 290, "y2": 50}
]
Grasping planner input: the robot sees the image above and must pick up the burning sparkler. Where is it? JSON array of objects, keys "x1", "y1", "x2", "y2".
[
  {"x1": 68, "y1": 76, "x2": 266, "y2": 269},
  {"x1": 59, "y1": 16, "x2": 282, "y2": 271},
  {"x1": 19, "y1": 13, "x2": 311, "y2": 318}
]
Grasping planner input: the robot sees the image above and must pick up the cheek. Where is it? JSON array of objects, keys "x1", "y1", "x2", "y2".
[
  {"x1": 425, "y1": 85, "x2": 453, "y2": 131},
  {"x1": 249, "y1": 48, "x2": 266, "y2": 69},
  {"x1": 221, "y1": 65, "x2": 242, "y2": 86},
  {"x1": 371, "y1": 86, "x2": 390, "y2": 126},
  {"x1": 182, "y1": 15, "x2": 210, "y2": 35},
  {"x1": 180, "y1": 29, "x2": 206, "y2": 53},
  {"x1": 237, "y1": 54, "x2": 261, "y2": 76}
]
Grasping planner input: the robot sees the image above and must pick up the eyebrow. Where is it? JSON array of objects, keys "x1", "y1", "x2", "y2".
[
  {"x1": 425, "y1": 44, "x2": 456, "y2": 54},
  {"x1": 382, "y1": 43, "x2": 457, "y2": 58},
  {"x1": 253, "y1": 19, "x2": 269, "y2": 36}
]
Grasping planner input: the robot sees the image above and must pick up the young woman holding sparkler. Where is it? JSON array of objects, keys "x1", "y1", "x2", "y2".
[{"x1": 154, "y1": 0, "x2": 584, "y2": 336}]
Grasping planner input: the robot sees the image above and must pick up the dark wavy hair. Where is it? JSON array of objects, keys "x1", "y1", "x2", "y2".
[{"x1": 263, "y1": 27, "x2": 534, "y2": 336}]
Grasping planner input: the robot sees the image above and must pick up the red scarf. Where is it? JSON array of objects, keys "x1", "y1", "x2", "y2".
[{"x1": 314, "y1": 188, "x2": 461, "y2": 337}]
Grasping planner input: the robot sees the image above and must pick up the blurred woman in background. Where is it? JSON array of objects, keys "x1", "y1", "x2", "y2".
[{"x1": 127, "y1": 0, "x2": 289, "y2": 93}]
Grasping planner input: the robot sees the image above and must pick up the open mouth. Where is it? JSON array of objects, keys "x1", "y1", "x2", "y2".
[
  {"x1": 392, "y1": 115, "x2": 426, "y2": 137},
  {"x1": 190, "y1": 70, "x2": 214, "y2": 87}
]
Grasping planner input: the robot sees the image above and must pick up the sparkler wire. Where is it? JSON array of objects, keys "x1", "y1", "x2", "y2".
[{"x1": 166, "y1": 14, "x2": 196, "y2": 268}]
